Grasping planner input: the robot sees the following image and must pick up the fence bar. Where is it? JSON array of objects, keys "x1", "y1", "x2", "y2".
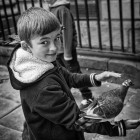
[
  {"x1": 39, "y1": 0, "x2": 43, "y2": 8},
  {"x1": 0, "y1": 12, "x2": 5, "y2": 40},
  {"x1": 107, "y1": 0, "x2": 113, "y2": 50},
  {"x1": 15, "y1": 0, "x2": 21, "y2": 15},
  {"x1": 31, "y1": 0, "x2": 35, "y2": 7},
  {"x1": 130, "y1": 0, "x2": 135, "y2": 53},
  {"x1": 119, "y1": 0, "x2": 124, "y2": 52},
  {"x1": 9, "y1": 0, "x2": 17, "y2": 33},
  {"x1": 2, "y1": 0, "x2": 11, "y2": 35},
  {"x1": 95, "y1": 0, "x2": 102, "y2": 50},
  {"x1": 23, "y1": 0, "x2": 27, "y2": 10},
  {"x1": 0, "y1": 0, "x2": 138, "y2": 59},
  {"x1": 84, "y1": 0, "x2": 92, "y2": 48},
  {"x1": 74, "y1": 0, "x2": 82, "y2": 47}
]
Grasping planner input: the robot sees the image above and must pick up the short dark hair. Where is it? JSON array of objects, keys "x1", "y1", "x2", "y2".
[{"x1": 17, "y1": 7, "x2": 60, "y2": 45}]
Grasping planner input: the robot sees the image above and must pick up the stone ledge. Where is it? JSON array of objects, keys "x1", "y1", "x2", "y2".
[
  {"x1": 78, "y1": 55, "x2": 109, "y2": 70},
  {"x1": 108, "y1": 59, "x2": 139, "y2": 74},
  {"x1": 78, "y1": 55, "x2": 140, "y2": 72},
  {"x1": 78, "y1": 55, "x2": 140, "y2": 88}
]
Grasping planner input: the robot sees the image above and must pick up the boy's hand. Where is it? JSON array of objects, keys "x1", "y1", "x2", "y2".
[
  {"x1": 124, "y1": 119, "x2": 140, "y2": 130},
  {"x1": 95, "y1": 71, "x2": 121, "y2": 81}
]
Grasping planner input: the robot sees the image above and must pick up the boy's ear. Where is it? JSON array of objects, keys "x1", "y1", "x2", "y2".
[{"x1": 21, "y1": 41, "x2": 32, "y2": 53}]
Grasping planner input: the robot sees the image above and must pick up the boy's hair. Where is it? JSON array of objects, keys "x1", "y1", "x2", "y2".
[{"x1": 17, "y1": 7, "x2": 61, "y2": 45}]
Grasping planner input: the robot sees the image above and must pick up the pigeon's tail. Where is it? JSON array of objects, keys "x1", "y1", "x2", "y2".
[{"x1": 122, "y1": 79, "x2": 134, "y2": 87}]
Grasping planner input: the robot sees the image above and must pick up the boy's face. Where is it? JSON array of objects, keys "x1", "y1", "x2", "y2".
[{"x1": 29, "y1": 29, "x2": 61, "y2": 63}]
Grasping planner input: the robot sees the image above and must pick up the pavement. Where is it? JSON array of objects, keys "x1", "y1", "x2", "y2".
[{"x1": 0, "y1": 65, "x2": 140, "y2": 140}]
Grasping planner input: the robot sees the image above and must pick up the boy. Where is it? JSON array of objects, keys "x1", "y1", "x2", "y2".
[
  {"x1": 7, "y1": 7, "x2": 140, "y2": 140},
  {"x1": 44, "y1": 0, "x2": 93, "y2": 100}
]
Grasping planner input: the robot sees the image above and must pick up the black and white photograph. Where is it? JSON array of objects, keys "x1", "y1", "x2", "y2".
[{"x1": 0, "y1": 0, "x2": 140, "y2": 140}]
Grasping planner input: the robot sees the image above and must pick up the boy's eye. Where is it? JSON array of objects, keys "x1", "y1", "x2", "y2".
[
  {"x1": 42, "y1": 41, "x2": 49, "y2": 45},
  {"x1": 56, "y1": 36, "x2": 61, "y2": 41}
]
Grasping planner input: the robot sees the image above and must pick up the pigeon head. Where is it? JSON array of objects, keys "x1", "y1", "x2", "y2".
[{"x1": 122, "y1": 79, "x2": 134, "y2": 87}]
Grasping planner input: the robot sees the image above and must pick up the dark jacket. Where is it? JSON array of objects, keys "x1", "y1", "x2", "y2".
[{"x1": 7, "y1": 45, "x2": 126, "y2": 140}]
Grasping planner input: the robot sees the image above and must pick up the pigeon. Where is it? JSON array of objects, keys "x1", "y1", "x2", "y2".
[{"x1": 80, "y1": 79, "x2": 133, "y2": 121}]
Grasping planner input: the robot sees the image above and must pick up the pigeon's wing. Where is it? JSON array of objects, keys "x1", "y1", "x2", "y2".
[{"x1": 98, "y1": 88, "x2": 121, "y2": 102}]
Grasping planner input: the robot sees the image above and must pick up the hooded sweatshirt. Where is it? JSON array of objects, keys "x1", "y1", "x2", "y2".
[
  {"x1": 7, "y1": 45, "x2": 126, "y2": 140},
  {"x1": 48, "y1": 0, "x2": 78, "y2": 60},
  {"x1": 7, "y1": 44, "x2": 87, "y2": 140}
]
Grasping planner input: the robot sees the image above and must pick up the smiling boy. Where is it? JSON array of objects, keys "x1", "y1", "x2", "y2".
[{"x1": 7, "y1": 7, "x2": 140, "y2": 140}]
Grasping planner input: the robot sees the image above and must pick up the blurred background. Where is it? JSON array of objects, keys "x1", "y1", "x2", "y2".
[
  {"x1": 0, "y1": 0, "x2": 140, "y2": 59},
  {"x1": 0, "y1": 1, "x2": 140, "y2": 140}
]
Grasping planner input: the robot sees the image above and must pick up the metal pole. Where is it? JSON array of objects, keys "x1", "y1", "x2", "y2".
[
  {"x1": 74, "y1": 0, "x2": 82, "y2": 47},
  {"x1": 2, "y1": 0, "x2": 11, "y2": 35},
  {"x1": 84, "y1": 0, "x2": 92, "y2": 48},
  {"x1": 39, "y1": 0, "x2": 43, "y2": 8},
  {"x1": 107, "y1": 0, "x2": 113, "y2": 50},
  {"x1": 95, "y1": 0, "x2": 102, "y2": 50},
  {"x1": 119, "y1": 0, "x2": 124, "y2": 52},
  {"x1": 0, "y1": 11, "x2": 5, "y2": 40},
  {"x1": 130, "y1": 0, "x2": 135, "y2": 53},
  {"x1": 23, "y1": 0, "x2": 27, "y2": 10},
  {"x1": 31, "y1": 0, "x2": 35, "y2": 7},
  {"x1": 9, "y1": 0, "x2": 17, "y2": 33},
  {"x1": 15, "y1": 0, "x2": 21, "y2": 15}
]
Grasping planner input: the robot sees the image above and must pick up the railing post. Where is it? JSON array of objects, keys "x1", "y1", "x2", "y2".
[
  {"x1": 9, "y1": 0, "x2": 17, "y2": 34},
  {"x1": 0, "y1": 11, "x2": 5, "y2": 40},
  {"x1": 119, "y1": 0, "x2": 124, "y2": 52},
  {"x1": 84, "y1": 0, "x2": 92, "y2": 48},
  {"x1": 23, "y1": 0, "x2": 27, "y2": 10},
  {"x1": 95, "y1": 0, "x2": 102, "y2": 50},
  {"x1": 74, "y1": 0, "x2": 82, "y2": 48},
  {"x1": 31, "y1": 0, "x2": 35, "y2": 7},
  {"x1": 107, "y1": 0, "x2": 113, "y2": 51},
  {"x1": 15, "y1": 0, "x2": 21, "y2": 15},
  {"x1": 130, "y1": 0, "x2": 135, "y2": 54},
  {"x1": 2, "y1": 0, "x2": 11, "y2": 35},
  {"x1": 39, "y1": 0, "x2": 43, "y2": 8}
]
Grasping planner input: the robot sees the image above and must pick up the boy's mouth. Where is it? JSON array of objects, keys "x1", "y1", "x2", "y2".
[{"x1": 46, "y1": 53, "x2": 57, "y2": 56}]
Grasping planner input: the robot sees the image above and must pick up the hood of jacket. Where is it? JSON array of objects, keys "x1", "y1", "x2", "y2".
[
  {"x1": 49, "y1": 0, "x2": 70, "y2": 8},
  {"x1": 7, "y1": 44, "x2": 55, "y2": 90}
]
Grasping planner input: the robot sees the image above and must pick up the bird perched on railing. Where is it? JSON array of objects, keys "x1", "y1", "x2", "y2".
[{"x1": 80, "y1": 79, "x2": 133, "y2": 121}]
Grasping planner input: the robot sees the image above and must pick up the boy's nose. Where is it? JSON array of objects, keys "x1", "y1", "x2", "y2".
[{"x1": 50, "y1": 42, "x2": 57, "y2": 51}]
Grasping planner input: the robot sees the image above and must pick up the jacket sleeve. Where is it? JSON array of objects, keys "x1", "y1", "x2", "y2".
[
  {"x1": 76, "y1": 118, "x2": 126, "y2": 136},
  {"x1": 60, "y1": 66, "x2": 101, "y2": 88}
]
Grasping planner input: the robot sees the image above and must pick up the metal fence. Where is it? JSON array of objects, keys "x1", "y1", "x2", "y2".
[{"x1": 0, "y1": 0, "x2": 140, "y2": 61}]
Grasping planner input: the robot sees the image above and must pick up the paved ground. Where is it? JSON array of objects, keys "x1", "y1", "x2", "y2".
[{"x1": 0, "y1": 65, "x2": 140, "y2": 140}]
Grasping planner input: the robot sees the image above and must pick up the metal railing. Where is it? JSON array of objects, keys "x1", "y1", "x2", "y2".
[{"x1": 0, "y1": 0, "x2": 140, "y2": 61}]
